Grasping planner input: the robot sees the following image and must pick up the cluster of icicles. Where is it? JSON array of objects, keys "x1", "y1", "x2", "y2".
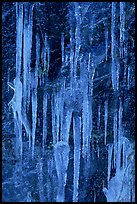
[{"x1": 7, "y1": 2, "x2": 134, "y2": 202}]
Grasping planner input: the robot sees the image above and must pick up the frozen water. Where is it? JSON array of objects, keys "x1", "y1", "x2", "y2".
[
  {"x1": 54, "y1": 141, "x2": 70, "y2": 202},
  {"x1": 43, "y1": 89, "x2": 47, "y2": 154},
  {"x1": 16, "y1": 3, "x2": 23, "y2": 77},
  {"x1": 73, "y1": 116, "x2": 81, "y2": 202},
  {"x1": 107, "y1": 143, "x2": 113, "y2": 188},
  {"x1": 104, "y1": 98, "x2": 108, "y2": 145}
]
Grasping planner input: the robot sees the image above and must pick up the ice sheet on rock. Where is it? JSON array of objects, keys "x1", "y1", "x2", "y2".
[
  {"x1": 73, "y1": 116, "x2": 81, "y2": 202},
  {"x1": 54, "y1": 141, "x2": 70, "y2": 202}
]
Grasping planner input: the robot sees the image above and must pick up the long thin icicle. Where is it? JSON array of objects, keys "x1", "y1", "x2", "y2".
[
  {"x1": 113, "y1": 109, "x2": 118, "y2": 169},
  {"x1": 16, "y1": 2, "x2": 23, "y2": 77},
  {"x1": 104, "y1": 98, "x2": 108, "y2": 145},
  {"x1": 73, "y1": 116, "x2": 81, "y2": 202},
  {"x1": 111, "y1": 2, "x2": 117, "y2": 92},
  {"x1": 43, "y1": 89, "x2": 47, "y2": 154},
  {"x1": 120, "y1": 2, "x2": 125, "y2": 59},
  {"x1": 108, "y1": 143, "x2": 113, "y2": 188},
  {"x1": 23, "y1": 3, "x2": 29, "y2": 112},
  {"x1": 31, "y1": 33, "x2": 39, "y2": 158},
  {"x1": 27, "y1": 3, "x2": 34, "y2": 110},
  {"x1": 61, "y1": 32, "x2": 65, "y2": 64},
  {"x1": 117, "y1": 98, "x2": 123, "y2": 171},
  {"x1": 97, "y1": 103, "x2": 101, "y2": 131},
  {"x1": 31, "y1": 72, "x2": 37, "y2": 159}
]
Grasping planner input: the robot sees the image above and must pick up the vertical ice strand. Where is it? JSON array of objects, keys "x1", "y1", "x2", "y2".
[
  {"x1": 54, "y1": 141, "x2": 70, "y2": 202},
  {"x1": 31, "y1": 32, "x2": 39, "y2": 158},
  {"x1": 107, "y1": 144, "x2": 113, "y2": 188},
  {"x1": 104, "y1": 98, "x2": 108, "y2": 145},
  {"x1": 16, "y1": 2, "x2": 23, "y2": 77},
  {"x1": 43, "y1": 89, "x2": 47, "y2": 154},
  {"x1": 73, "y1": 115, "x2": 81, "y2": 202},
  {"x1": 111, "y1": 2, "x2": 117, "y2": 92},
  {"x1": 37, "y1": 158, "x2": 44, "y2": 202}
]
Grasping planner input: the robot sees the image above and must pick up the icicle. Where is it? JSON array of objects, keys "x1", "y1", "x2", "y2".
[
  {"x1": 82, "y1": 90, "x2": 89, "y2": 159},
  {"x1": 117, "y1": 98, "x2": 123, "y2": 171},
  {"x1": 7, "y1": 68, "x2": 10, "y2": 93},
  {"x1": 27, "y1": 3, "x2": 34, "y2": 110},
  {"x1": 16, "y1": 3, "x2": 23, "y2": 77},
  {"x1": 97, "y1": 144, "x2": 100, "y2": 158},
  {"x1": 47, "y1": 47, "x2": 50, "y2": 74},
  {"x1": 69, "y1": 6, "x2": 74, "y2": 87},
  {"x1": 74, "y1": 2, "x2": 81, "y2": 81},
  {"x1": 62, "y1": 106, "x2": 72, "y2": 143},
  {"x1": 113, "y1": 109, "x2": 118, "y2": 169},
  {"x1": 52, "y1": 92, "x2": 56, "y2": 144},
  {"x1": 61, "y1": 32, "x2": 65, "y2": 64},
  {"x1": 105, "y1": 26, "x2": 108, "y2": 61},
  {"x1": 127, "y1": 66, "x2": 131, "y2": 90},
  {"x1": 23, "y1": 3, "x2": 29, "y2": 112},
  {"x1": 94, "y1": 189, "x2": 96, "y2": 202},
  {"x1": 104, "y1": 98, "x2": 108, "y2": 145},
  {"x1": 111, "y1": 2, "x2": 117, "y2": 92},
  {"x1": 14, "y1": 77, "x2": 23, "y2": 160},
  {"x1": 73, "y1": 116, "x2": 81, "y2": 202},
  {"x1": 54, "y1": 141, "x2": 70, "y2": 202},
  {"x1": 56, "y1": 91, "x2": 60, "y2": 143},
  {"x1": 60, "y1": 80, "x2": 65, "y2": 141},
  {"x1": 31, "y1": 72, "x2": 37, "y2": 159},
  {"x1": 108, "y1": 144, "x2": 113, "y2": 188},
  {"x1": 36, "y1": 158, "x2": 44, "y2": 202},
  {"x1": 44, "y1": 34, "x2": 47, "y2": 73},
  {"x1": 8, "y1": 82, "x2": 31, "y2": 148},
  {"x1": 120, "y1": 2, "x2": 125, "y2": 58},
  {"x1": 43, "y1": 89, "x2": 47, "y2": 154},
  {"x1": 97, "y1": 103, "x2": 101, "y2": 131}
]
